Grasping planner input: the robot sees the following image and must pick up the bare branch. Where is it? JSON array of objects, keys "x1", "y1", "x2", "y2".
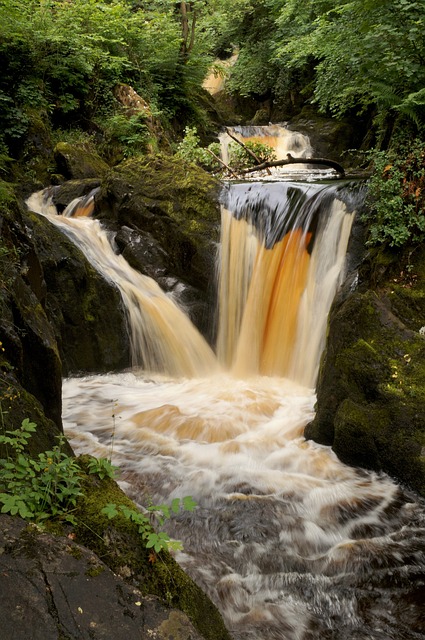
[{"x1": 240, "y1": 153, "x2": 345, "y2": 177}]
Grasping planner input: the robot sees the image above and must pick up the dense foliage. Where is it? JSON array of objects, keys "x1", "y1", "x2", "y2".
[
  {"x1": 213, "y1": 0, "x2": 425, "y2": 128},
  {"x1": 0, "y1": 0, "x2": 219, "y2": 162},
  {"x1": 1, "y1": 0, "x2": 424, "y2": 164},
  {"x1": 364, "y1": 140, "x2": 425, "y2": 248}
]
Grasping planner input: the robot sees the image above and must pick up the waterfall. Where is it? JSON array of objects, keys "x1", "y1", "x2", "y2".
[
  {"x1": 26, "y1": 191, "x2": 217, "y2": 378},
  {"x1": 27, "y1": 164, "x2": 425, "y2": 640},
  {"x1": 217, "y1": 182, "x2": 355, "y2": 386},
  {"x1": 28, "y1": 178, "x2": 355, "y2": 388},
  {"x1": 219, "y1": 124, "x2": 313, "y2": 169}
]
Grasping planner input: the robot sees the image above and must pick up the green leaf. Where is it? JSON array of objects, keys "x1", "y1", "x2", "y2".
[
  {"x1": 171, "y1": 498, "x2": 181, "y2": 514},
  {"x1": 101, "y1": 503, "x2": 120, "y2": 519},
  {"x1": 182, "y1": 496, "x2": 197, "y2": 511}
]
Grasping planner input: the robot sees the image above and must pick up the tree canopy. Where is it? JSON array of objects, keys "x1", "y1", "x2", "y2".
[
  {"x1": 0, "y1": 0, "x2": 219, "y2": 159},
  {"x1": 0, "y1": 0, "x2": 424, "y2": 167},
  {"x1": 213, "y1": 0, "x2": 425, "y2": 129}
]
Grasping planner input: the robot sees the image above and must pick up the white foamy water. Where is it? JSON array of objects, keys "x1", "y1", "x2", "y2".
[{"x1": 62, "y1": 372, "x2": 425, "y2": 640}]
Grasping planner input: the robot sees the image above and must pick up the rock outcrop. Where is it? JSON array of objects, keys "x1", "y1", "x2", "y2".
[
  {"x1": 307, "y1": 243, "x2": 425, "y2": 497},
  {"x1": 94, "y1": 154, "x2": 221, "y2": 340},
  {"x1": 0, "y1": 513, "x2": 226, "y2": 640}
]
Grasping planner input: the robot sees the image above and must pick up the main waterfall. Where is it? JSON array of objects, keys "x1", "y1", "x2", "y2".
[
  {"x1": 27, "y1": 165, "x2": 425, "y2": 639},
  {"x1": 217, "y1": 182, "x2": 354, "y2": 386}
]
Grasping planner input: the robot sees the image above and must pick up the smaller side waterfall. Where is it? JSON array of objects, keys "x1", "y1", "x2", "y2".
[
  {"x1": 26, "y1": 191, "x2": 217, "y2": 378},
  {"x1": 219, "y1": 124, "x2": 313, "y2": 168}
]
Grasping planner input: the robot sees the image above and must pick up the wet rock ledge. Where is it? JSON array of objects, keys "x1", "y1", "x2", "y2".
[{"x1": 0, "y1": 514, "x2": 208, "y2": 640}]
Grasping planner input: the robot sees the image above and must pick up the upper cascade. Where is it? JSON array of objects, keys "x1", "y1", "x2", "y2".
[{"x1": 219, "y1": 123, "x2": 313, "y2": 167}]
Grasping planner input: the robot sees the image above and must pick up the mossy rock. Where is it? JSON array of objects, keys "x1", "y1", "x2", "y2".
[
  {"x1": 308, "y1": 248, "x2": 425, "y2": 496},
  {"x1": 96, "y1": 154, "x2": 221, "y2": 337},
  {"x1": 333, "y1": 398, "x2": 385, "y2": 469},
  {"x1": 54, "y1": 142, "x2": 109, "y2": 180},
  {"x1": 0, "y1": 373, "x2": 71, "y2": 458},
  {"x1": 73, "y1": 459, "x2": 232, "y2": 640},
  {"x1": 98, "y1": 154, "x2": 220, "y2": 243},
  {"x1": 0, "y1": 199, "x2": 63, "y2": 431}
]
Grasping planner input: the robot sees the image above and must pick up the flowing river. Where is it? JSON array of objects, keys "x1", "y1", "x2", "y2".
[{"x1": 27, "y1": 128, "x2": 425, "y2": 640}]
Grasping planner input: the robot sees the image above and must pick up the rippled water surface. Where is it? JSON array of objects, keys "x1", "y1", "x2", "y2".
[{"x1": 63, "y1": 372, "x2": 425, "y2": 640}]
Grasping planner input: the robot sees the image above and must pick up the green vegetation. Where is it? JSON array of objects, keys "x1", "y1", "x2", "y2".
[
  {"x1": 363, "y1": 140, "x2": 425, "y2": 248},
  {"x1": 102, "y1": 497, "x2": 197, "y2": 553},
  {"x1": 211, "y1": 0, "x2": 425, "y2": 129},
  {"x1": 175, "y1": 126, "x2": 221, "y2": 169},
  {"x1": 1, "y1": 0, "x2": 423, "y2": 184},
  {"x1": 228, "y1": 139, "x2": 277, "y2": 171},
  {"x1": 0, "y1": 417, "x2": 88, "y2": 523},
  {"x1": 0, "y1": 0, "x2": 223, "y2": 165},
  {"x1": 0, "y1": 417, "x2": 195, "y2": 552},
  {"x1": 176, "y1": 126, "x2": 276, "y2": 174}
]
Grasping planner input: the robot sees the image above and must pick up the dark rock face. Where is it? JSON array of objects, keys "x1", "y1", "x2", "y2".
[
  {"x1": 0, "y1": 199, "x2": 65, "y2": 447},
  {"x1": 288, "y1": 106, "x2": 367, "y2": 164},
  {"x1": 28, "y1": 210, "x2": 129, "y2": 376},
  {"x1": 0, "y1": 514, "x2": 206, "y2": 640},
  {"x1": 307, "y1": 243, "x2": 425, "y2": 497},
  {"x1": 95, "y1": 154, "x2": 221, "y2": 341},
  {"x1": 51, "y1": 178, "x2": 102, "y2": 213}
]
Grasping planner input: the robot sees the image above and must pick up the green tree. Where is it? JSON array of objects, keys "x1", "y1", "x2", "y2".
[
  {"x1": 0, "y1": 0, "x2": 217, "y2": 158},
  {"x1": 274, "y1": 0, "x2": 425, "y2": 124}
]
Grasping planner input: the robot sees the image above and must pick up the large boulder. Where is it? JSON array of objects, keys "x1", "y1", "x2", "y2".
[
  {"x1": 54, "y1": 142, "x2": 109, "y2": 180},
  {"x1": 27, "y1": 209, "x2": 129, "y2": 376},
  {"x1": 307, "y1": 245, "x2": 425, "y2": 497},
  {"x1": 0, "y1": 508, "x2": 230, "y2": 640}
]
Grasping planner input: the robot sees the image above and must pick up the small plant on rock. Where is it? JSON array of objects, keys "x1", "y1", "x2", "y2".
[
  {"x1": 0, "y1": 418, "x2": 83, "y2": 523},
  {"x1": 102, "y1": 496, "x2": 197, "y2": 553},
  {"x1": 0, "y1": 418, "x2": 195, "y2": 554}
]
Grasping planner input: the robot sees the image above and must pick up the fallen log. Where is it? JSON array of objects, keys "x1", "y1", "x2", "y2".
[{"x1": 241, "y1": 153, "x2": 345, "y2": 177}]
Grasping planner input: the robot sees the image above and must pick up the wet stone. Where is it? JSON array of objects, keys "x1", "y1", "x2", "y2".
[{"x1": 0, "y1": 514, "x2": 204, "y2": 640}]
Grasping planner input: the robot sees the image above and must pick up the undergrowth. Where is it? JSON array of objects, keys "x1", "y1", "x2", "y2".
[
  {"x1": 363, "y1": 140, "x2": 425, "y2": 248},
  {"x1": 0, "y1": 416, "x2": 195, "y2": 553}
]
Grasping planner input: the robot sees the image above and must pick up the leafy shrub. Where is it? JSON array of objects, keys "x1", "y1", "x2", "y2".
[
  {"x1": 175, "y1": 126, "x2": 221, "y2": 170},
  {"x1": 0, "y1": 417, "x2": 195, "y2": 553},
  {"x1": 228, "y1": 140, "x2": 277, "y2": 171},
  {"x1": 101, "y1": 113, "x2": 151, "y2": 158},
  {"x1": 176, "y1": 126, "x2": 276, "y2": 174},
  {"x1": 364, "y1": 141, "x2": 425, "y2": 247},
  {"x1": 0, "y1": 418, "x2": 85, "y2": 522}
]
